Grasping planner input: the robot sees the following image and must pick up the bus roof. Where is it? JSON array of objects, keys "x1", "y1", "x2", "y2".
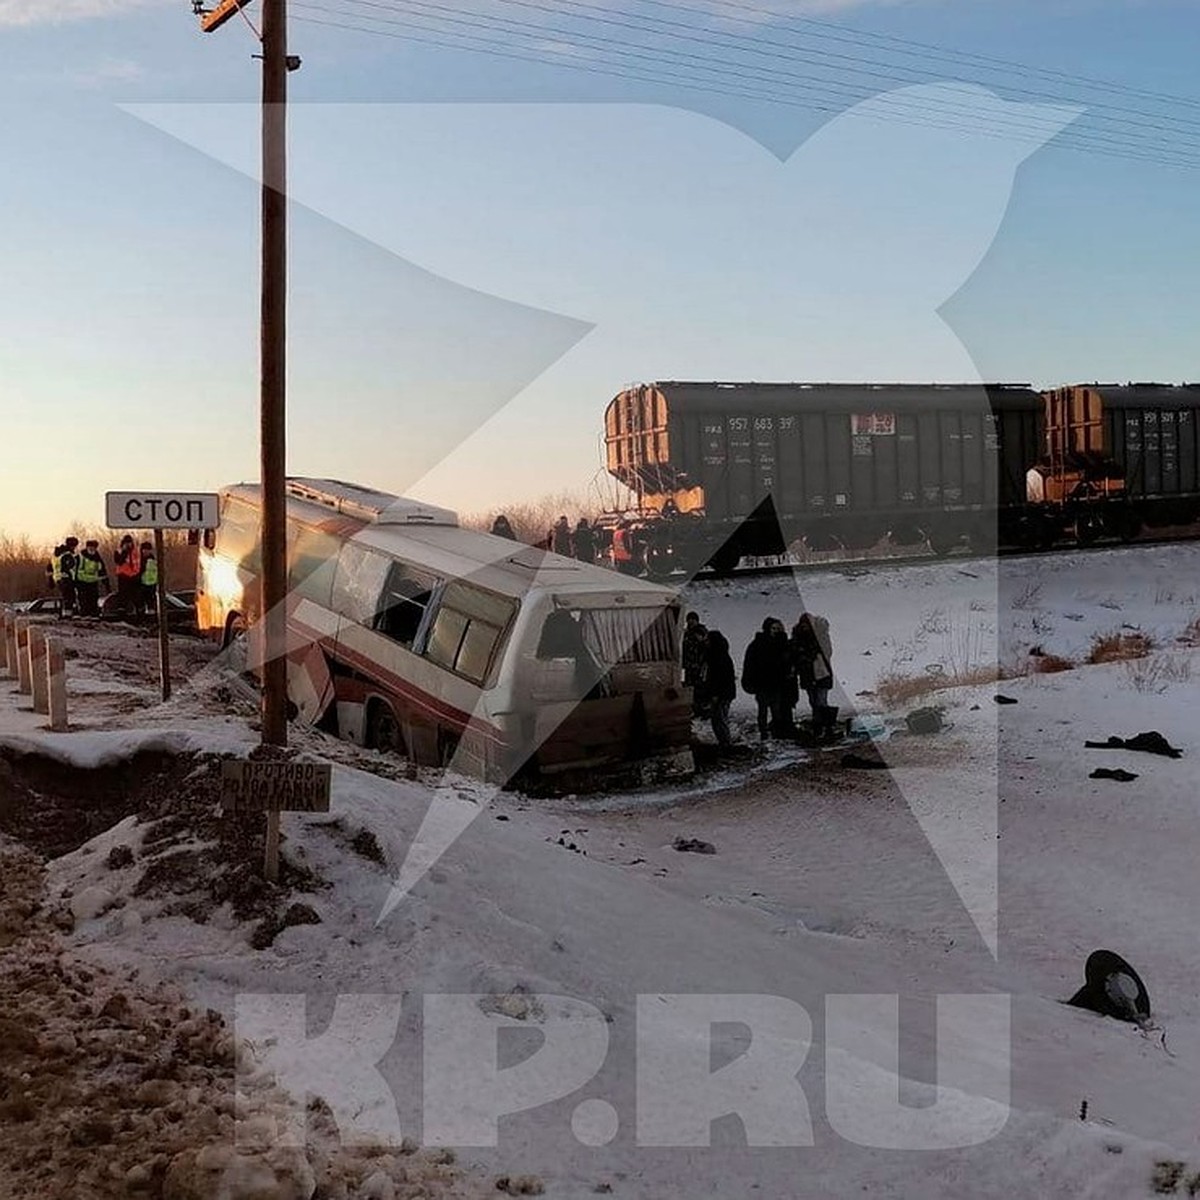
[{"x1": 222, "y1": 483, "x2": 679, "y2": 605}]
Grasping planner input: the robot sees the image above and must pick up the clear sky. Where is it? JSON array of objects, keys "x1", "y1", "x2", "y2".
[{"x1": 3, "y1": 0, "x2": 1198, "y2": 541}]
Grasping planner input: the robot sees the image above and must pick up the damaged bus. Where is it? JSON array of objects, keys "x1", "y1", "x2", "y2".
[{"x1": 196, "y1": 479, "x2": 693, "y2": 787}]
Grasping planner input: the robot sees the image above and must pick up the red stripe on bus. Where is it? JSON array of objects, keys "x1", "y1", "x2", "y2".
[{"x1": 291, "y1": 616, "x2": 506, "y2": 746}]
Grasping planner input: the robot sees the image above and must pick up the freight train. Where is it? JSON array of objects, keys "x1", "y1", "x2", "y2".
[{"x1": 603, "y1": 381, "x2": 1200, "y2": 572}]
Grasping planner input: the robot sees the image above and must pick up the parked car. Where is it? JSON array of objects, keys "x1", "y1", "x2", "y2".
[
  {"x1": 99, "y1": 591, "x2": 197, "y2": 631},
  {"x1": 9, "y1": 595, "x2": 64, "y2": 617}
]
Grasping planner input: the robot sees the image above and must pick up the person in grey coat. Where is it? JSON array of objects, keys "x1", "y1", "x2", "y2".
[{"x1": 791, "y1": 612, "x2": 836, "y2": 738}]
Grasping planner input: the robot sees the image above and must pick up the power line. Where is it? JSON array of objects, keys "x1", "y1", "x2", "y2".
[
  {"x1": 292, "y1": 2, "x2": 1200, "y2": 168},
  {"x1": 688, "y1": 0, "x2": 1200, "y2": 115},
  {"x1": 308, "y1": 0, "x2": 1200, "y2": 161},
  {"x1": 480, "y1": 0, "x2": 1200, "y2": 140}
]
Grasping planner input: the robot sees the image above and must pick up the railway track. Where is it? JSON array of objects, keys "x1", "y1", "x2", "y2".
[{"x1": 669, "y1": 525, "x2": 1200, "y2": 585}]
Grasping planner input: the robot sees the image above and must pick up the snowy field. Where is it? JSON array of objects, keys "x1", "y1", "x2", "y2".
[{"x1": 2, "y1": 542, "x2": 1200, "y2": 1198}]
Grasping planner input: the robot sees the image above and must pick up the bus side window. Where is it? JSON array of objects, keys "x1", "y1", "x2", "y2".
[
  {"x1": 537, "y1": 609, "x2": 586, "y2": 659},
  {"x1": 376, "y1": 562, "x2": 437, "y2": 647},
  {"x1": 424, "y1": 582, "x2": 517, "y2": 684}
]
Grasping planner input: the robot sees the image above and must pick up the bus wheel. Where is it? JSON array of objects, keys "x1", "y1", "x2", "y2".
[
  {"x1": 367, "y1": 699, "x2": 404, "y2": 756},
  {"x1": 439, "y1": 732, "x2": 461, "y2": 768}
]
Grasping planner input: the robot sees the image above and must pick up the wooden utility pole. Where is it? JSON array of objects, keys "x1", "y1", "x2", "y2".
[
  {"x1": 154, "y1": 529, "x2": 172, "y2": 702},
  {"x1": 200, "y1": 0, "x2": 290, "y2": 750},
  {"x1": 259, "y1": 0, "x2": 289, "y2": 750}
]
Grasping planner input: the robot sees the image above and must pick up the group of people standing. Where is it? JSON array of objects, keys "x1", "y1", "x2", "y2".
[
  {"x1": 490, "y1": 513, "x2": 602, "y2": 566},
  {"x1": 682, "y1": 610, "x2": 837, "y2": 747},
  {"x1": 548, "y1": 515, "x2": 599, "y2": 564},
  {"x1": 49, "y1": 534, "x2": 158, "y2": 618}
]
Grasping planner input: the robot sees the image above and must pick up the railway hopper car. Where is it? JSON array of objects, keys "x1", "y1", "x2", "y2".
[
  {"x1": 605, "y1": 381, "x2": 1043, "y2": 570},
  {"x1": 196, "y1": 479, "x2": 693, "y2": 788},
  {"x1": 1040, "y1": 384, "x2": 1200, "y2": 536}
]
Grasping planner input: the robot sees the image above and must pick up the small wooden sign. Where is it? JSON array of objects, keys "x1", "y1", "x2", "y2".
[{"x1": 220, "y1": 760, "x2": 332, "y2": 813}]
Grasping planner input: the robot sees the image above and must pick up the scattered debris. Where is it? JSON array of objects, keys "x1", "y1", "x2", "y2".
[
  {"x1": 1090, "y1": 768, "x2": 1139, "y2": 782},
  {"x1": 1085, "y1": 732, "x2": 1183, "y2": 759},
  {"x1": 904, "y1": 707, "x2": 945, "y2": 735},
  {"x1": 672, "y1": 837, "x2": 716, "y2": 855},
  {"x1": 1151, "y1": 1161, "x2": 1187, "y2": 1194},
  {"x1": 495, "y1": 1174, "x2": 546, "y2": 1194},
  {"x1": 840, "y1": 753, "x2": 889, "y2": 771},
  {"x1": 1066, "y1": 950, "x2": 1150, "y2": 1023}
]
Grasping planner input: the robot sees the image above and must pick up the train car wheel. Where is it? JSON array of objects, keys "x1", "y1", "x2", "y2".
[
  {"x1": 925, "y1": 529, "x2": 961, "y2": 557},
  {"x1": 1073, "y1": 513, "x2": 1103, "y2": 546},
  {"x1": 1115, "y1": 509, "x2": 1143, "y2": 543}
]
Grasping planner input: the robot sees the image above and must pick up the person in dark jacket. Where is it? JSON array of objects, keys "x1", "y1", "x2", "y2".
[
  {"x1": 705, "y1": 630, "x2": 737, "y2": 747},
  {"x1": 491, "y1": 514, "x2": 517, "y2": 540},
  {"x1": 791, "y1": 612, "x2": 836, "y2": 738},
  {"x1": 741, "y1": 618, "x2": 795, "y2": 738},
  {"x1": 572, "y1": 518, "x2": 596, "y2": 564},
  {"x1": 551, "y1": 515, "x2": 573, "y2": 557},
  {"x1": 54, "y1": 537, "x2": 79, "y2": 615},
  {"x1": 681, "y1": 612, "x2": 709, "y2": 716},
  {"x1": 74, "y1": 539, "x2": 110, "y2": 618}
]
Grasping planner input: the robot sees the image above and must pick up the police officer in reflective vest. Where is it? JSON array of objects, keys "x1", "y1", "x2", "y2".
[
  {"x1": 139, "y1": 542, "x2": 158, "y2": 614},
  {"x1": 74, "y1": 539, "x2": 109, "y2": 617},
  {"x1": 52, "y1": 537, "x2": 80, "y2": 616}
]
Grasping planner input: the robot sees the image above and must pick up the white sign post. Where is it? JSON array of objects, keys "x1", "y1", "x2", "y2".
[{"x1": 105, "y1": 491, "x2": 220, "y2": 702}]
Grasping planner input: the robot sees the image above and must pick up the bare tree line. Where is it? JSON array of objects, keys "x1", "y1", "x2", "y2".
[{"x1": 461, "y1": 490, "x2": 594, "y2": 546}]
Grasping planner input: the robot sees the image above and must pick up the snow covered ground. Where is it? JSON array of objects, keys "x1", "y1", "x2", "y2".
[{"x1": 3, "y1": 542, "x2": 1200, "y2": 1198}]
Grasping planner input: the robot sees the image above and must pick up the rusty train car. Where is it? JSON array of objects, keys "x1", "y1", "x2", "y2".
[{"x1": 604, "y1": 381, "x2": 1200, "y2": 571}]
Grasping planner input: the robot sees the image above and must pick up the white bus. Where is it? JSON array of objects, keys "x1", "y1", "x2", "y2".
[{"x1": 196, "y1": 479, "x2": 694, "y2": 786}]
